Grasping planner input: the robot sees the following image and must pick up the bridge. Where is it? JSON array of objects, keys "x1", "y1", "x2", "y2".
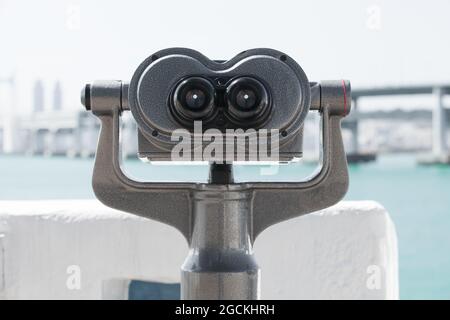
[
  {"x1": 17, "y1": 110, "x2": 137, "y2": 158},
  {"x1": 0, "y1": 78, "x2": 449, "y2": 164},
  {"x1": 0, "y1": 77, "x2": 136, "y2": 158},
  {"x1": 343, "y1": 85, "x2": 450, "y2": 164}
]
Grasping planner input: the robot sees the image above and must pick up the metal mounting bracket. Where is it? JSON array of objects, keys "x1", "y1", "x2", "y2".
[{"x1": 87, "y1": 79, "x2": 350, "y2": 299}]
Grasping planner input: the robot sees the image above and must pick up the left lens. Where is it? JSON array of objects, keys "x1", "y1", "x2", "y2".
[
  {"x1": 235, "y1": 89, "x2": 258, "y2": 110},
  {"x1": 184, "y1": 89, "x2": 207, "y2": 110},
  {"x1": 172, "y1": 77, "x2": 215, "y2": 124}
]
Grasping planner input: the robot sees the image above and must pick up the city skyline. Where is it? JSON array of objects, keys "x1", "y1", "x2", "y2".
[{"x1": 1, "y1": 0, "x2": 450, "y2": 114}]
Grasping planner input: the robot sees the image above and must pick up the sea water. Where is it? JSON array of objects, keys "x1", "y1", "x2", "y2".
[{"x1": 0, "y1": 154, "x2": 449, "y2": 299}]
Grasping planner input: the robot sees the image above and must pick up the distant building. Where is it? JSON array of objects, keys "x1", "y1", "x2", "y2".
[
  {"x1": 53, "y1": 81, "x2": 63, "y2": 111},
  {"x1": 33, "y1": 80, "x2": 45, "y2": 113}
]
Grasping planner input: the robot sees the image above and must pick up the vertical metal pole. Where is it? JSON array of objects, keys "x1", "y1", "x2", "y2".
[
  {"x1": 72, "y1": 113, "x2": 82, "y2": 158},
  {"x1": 432, "y1": 87, "x2": 446, "y2": 156},
  {"x1": 1, "y1": 76, "x2": 16, "y2": 154},
  {"x1": 181, "y1": 164, "x2": 260, "y2": 300}
]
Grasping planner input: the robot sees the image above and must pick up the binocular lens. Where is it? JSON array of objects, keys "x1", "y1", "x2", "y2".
[
  {"x1": 235, "y1": 89, "x2": 257, "y2": 110},
  {"x1": 172, "y1": 76, "x2": 270, "y2": 127},
  {"x1": 172, "y1": 77, "x2": 215, "y2": 123},
  {"x1": 226, "y1": 77, "x2": 270, "y2": 123},
  {"x1": 185, "y1": 89, "x2": 207, "y2": 110}
]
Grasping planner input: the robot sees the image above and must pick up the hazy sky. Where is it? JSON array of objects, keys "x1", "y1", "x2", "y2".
[{"x1": 1, "y1": 0, "x2": 450, "y2": 112}]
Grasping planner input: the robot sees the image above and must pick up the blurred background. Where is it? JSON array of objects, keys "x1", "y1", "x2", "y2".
[{"x1": 0, "y1": 0, "x2": 449, "y2": 299}]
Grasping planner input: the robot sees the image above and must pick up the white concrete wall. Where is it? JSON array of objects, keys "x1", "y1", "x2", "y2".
[{"x1": 0, "y1": 200, "x2": 398, "y2": 300}]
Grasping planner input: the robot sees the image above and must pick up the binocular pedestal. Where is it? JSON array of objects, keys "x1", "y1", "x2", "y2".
[
  {"x1": 85, "y1": 79, "x2": 350, "y2": 299},
  {"x1": 181, "y1": 165, "x2": 260, "y2": 299}
]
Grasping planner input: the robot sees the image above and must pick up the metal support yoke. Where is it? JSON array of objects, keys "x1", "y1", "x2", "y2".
[{"x1": 89, "y1": 80, "x2": 349, "y2": 299}]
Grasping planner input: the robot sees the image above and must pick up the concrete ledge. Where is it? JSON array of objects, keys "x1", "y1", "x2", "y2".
[{"x1": 0, "y1": 200, "x2": 398, "y2": 300}]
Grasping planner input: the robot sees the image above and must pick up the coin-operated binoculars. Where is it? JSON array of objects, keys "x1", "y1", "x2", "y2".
[{"x1": 81, "y1": 48, "x2": 351, "y2": 299}]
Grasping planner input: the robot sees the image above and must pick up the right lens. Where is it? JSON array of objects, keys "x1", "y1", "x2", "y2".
[
  {"x1": 235, "y1": 89, "x2": 257, "y2": 110},
  {"x1": 172, "y1": 77, "x2": 215, "y2": 124},
  {"x1": 226, "y1": 77, "x2": 270, "y2": 126}
]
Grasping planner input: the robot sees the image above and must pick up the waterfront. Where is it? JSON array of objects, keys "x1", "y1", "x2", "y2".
[{"x1": 0, "y1": 154, "x2": 449, "y2": 299}]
